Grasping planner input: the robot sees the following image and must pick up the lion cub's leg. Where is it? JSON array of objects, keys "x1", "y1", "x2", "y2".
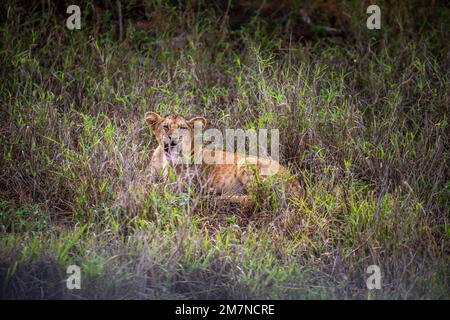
[
  {"x1": 202, "y1": 163, "x2": 253, "y2": 206},
  {"x1": 213, "y1": 195, "x2": 253, "y2": 211},
  {"x1": 216, "y1": 194, "x2": 251, "y2": 205},
  {"x1": 149, "y1": 145, "x2": 169, "y2": 182}
]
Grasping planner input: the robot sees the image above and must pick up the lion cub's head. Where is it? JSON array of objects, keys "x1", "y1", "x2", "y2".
[{"x1": 145, "y1": 112, "x2": 206, "y2": 164}]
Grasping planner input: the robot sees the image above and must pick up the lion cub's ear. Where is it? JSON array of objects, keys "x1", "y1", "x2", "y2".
[
  {"x1": 187, "y1": 116, "x2": 206, "y2": 129},
  {"x1": 145, "y1": 112, "x2": 162, "y2": 131}
]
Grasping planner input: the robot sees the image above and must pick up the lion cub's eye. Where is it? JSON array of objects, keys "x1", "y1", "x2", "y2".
[
  {"x1": 163, "y1": 124, "x2": 169, "y2": 130},
  {"x1": 180, "y1": 125, "x2": 188, "y2": 130}
]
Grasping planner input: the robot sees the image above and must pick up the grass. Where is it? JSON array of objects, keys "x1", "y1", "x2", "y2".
[{"x1": 0, "y1": 0, "x2": 448, "y2": 299}]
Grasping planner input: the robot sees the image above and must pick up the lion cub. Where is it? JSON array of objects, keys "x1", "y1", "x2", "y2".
[{"x1": 145, "y1": 112, "x2": 302, "y2": 204}]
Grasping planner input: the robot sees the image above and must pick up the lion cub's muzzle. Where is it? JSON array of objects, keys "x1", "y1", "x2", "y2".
[
  {"x1": 164, "y1": 140, "x2": 178, "y2": 153},
  {"x1": 163, "y1": 136, "x2": 186, "y2": 164}
]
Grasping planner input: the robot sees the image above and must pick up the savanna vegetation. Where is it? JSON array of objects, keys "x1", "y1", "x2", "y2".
[{"x1": 0, "y1": 0, "x2": 448, "y2": 299}]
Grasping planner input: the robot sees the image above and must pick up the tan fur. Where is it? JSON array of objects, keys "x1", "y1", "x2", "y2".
[{"x1": 145, "y1": 112, "x2": 302, "y2": 205}]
